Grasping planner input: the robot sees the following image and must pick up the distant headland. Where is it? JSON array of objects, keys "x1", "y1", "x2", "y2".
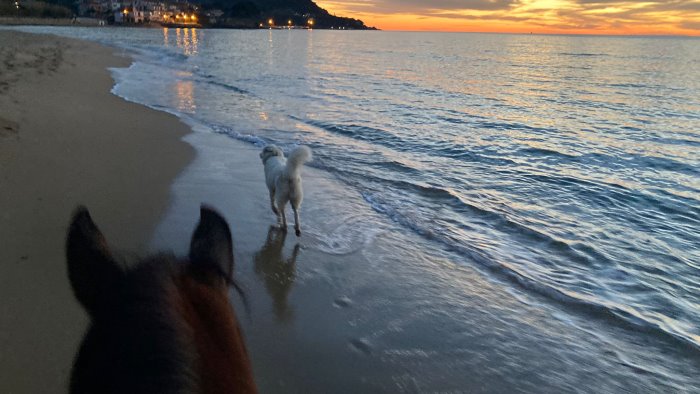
[{"x1": 0, "y1": 0, "x2": 378, "y2": 29}]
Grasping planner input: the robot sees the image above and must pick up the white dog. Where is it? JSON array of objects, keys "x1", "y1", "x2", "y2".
[{"x1": 259, "y1": 145, "x2": 312, "y2": 236}]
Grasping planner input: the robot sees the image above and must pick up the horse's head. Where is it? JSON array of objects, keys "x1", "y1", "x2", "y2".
[{"x1": 66, "y1": 206, "x2": 257, "y2": 394}]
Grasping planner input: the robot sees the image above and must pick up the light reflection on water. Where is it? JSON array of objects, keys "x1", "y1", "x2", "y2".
[
  {"x1": 162, "y1": 27, "x2": 168, "y2": 46},
  {"x1": 175, "y1": 79, "x2": 195, "y2": 113},
  {"x1": 173, "y1": 27, "x2": 198, "y2": 56}
]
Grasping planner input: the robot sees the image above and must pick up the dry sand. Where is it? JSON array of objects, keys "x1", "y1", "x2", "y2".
[
  {"x1": 0, "y1": 30, "x2": 193, "y2": 392},
  {"x1": 0, "y1": 17, "x2": 104, "y2": 26}
]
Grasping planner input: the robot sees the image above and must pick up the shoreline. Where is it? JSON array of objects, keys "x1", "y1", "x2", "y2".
[
  {"x1": 0, "y1": 30, "x2": 194, "y2": 392},
  {"x1": 0, "y1": 17, "x2": 103, "y2": 26}
]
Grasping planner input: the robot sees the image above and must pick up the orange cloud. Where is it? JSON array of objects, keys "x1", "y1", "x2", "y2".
[{"x1": 316, "y1": 0, "x2": 700, "y2": 35}]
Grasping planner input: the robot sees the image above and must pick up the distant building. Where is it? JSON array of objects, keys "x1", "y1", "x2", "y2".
[
  {"x1": 76, "y1": 0, "x2": 197, "y2": 25},
  {"x1": 204, "y1": 9, "x2": 223, "y2": 25}
]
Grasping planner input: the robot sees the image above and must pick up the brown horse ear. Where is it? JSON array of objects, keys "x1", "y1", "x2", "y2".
[
  {"x1": 189, "y1": 205, "x2": 234, "y2": 282},
  {"x1": 66, "y1": 206, "x2": 123, "y2": 316}
]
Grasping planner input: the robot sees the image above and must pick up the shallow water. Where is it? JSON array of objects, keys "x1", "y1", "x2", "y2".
[{"x1": 9, "y1": 26, "x2": 700, "y2": 391}]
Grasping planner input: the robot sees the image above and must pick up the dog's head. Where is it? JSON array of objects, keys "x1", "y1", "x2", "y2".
[{"x1": 260, "y1": 145, "x2": 284, "y2": 164}]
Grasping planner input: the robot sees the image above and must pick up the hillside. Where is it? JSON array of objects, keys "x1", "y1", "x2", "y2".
[{"x1": 203, "y1": 0, "x2": 375, "y2": 29}]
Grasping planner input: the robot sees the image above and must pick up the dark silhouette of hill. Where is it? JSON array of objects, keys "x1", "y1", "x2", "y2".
[{"x1": 202, "y1": 0, "x2": 375, "y2": 29}]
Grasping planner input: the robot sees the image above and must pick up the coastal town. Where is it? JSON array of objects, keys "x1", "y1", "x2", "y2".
[
  {"x1": 2, "y1": 0, "x2": 374, "y2": 29},
  {"x1": 80, "y1": 0, "x2": 207, "y2": 27}
]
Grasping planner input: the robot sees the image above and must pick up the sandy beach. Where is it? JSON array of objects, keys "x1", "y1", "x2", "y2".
[
  {"x1": 0, "y1": 29, "x2": 400, "y2": 393},
  {"x1": 0, "y1": 30, "x2": 193, "y2": 392}
]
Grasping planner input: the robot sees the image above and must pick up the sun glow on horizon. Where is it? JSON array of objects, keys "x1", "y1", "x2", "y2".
[{"x1": 316, "y1": 0, "x2": 700, "y2": 35}]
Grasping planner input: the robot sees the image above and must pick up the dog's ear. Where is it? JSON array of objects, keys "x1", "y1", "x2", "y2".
[
  {"x1": 188, "y1": 205, "x2": 234, "y2": 284},
  {"x1": 260, "y1": 146, "x2": 273, "y2": 160},
  {"x1": 66, "y1": 206, "x2": 123, "y2": 316}
]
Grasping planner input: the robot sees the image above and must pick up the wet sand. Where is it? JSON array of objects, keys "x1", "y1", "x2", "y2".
[
  {"x1": 148, "y1": 130, "x2": 503, "y2": 393},
  {"x1": 0, "y1": 31, "x2": 193, "y2": 392}
]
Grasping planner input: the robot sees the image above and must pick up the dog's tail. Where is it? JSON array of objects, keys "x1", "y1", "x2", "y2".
[{"x1": 285, "y1": 146, "x2": 312, "y2": 176}]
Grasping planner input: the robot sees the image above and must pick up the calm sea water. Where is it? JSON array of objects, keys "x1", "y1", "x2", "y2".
[{"x1": 9, "y1": 26, "x2": 700, "y2": 391}]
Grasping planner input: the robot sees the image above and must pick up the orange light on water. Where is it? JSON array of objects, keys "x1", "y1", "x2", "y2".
[{"x1": 175, "y1": 80, "x2": 196, "y2": 113}]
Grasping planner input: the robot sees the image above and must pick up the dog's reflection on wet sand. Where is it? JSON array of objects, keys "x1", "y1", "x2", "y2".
[{"x1": 254, "y1": 226, "x2": 300, "y2": 322}]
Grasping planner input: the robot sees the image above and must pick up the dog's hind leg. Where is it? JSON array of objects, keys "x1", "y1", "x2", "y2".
[
  {"x1": 279, "y1": 205, "x2": 288, "y2": 232},
  {"x1": 292, "y1": 205, "x2": 301, "y2": 236},
  {"x1": 269, "y1": 190, "x2": 280, "y2": 221}
]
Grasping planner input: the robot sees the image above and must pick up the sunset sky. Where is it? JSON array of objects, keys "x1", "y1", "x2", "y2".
[{"x1": 316, "y1": 0, "x2": 700, "y2": 35}]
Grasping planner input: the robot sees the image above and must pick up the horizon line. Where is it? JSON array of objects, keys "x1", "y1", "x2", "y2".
[{"x1": 333, "y1": 28, "x2": 700, "y2": 38}]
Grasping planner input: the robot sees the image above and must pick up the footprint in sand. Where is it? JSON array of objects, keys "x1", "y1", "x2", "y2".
[
  {"x1": 349, "y1": 338, "x2": 373, "y2": 355},
  {"x1": 0, "y1": 119, "x2": 19, "y2": 139},
  {"x1": 333, "y1": 296, "x2": 353, "y2": 309}
]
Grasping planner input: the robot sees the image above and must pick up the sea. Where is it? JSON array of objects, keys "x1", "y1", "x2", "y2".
[{"x1": 7, "y1": 26, "x2": 700, "y2": 392}]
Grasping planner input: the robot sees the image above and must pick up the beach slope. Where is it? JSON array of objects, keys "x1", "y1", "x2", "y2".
[{"x1": 0, "y1": 30, "x2": 193, "y2": 392}]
